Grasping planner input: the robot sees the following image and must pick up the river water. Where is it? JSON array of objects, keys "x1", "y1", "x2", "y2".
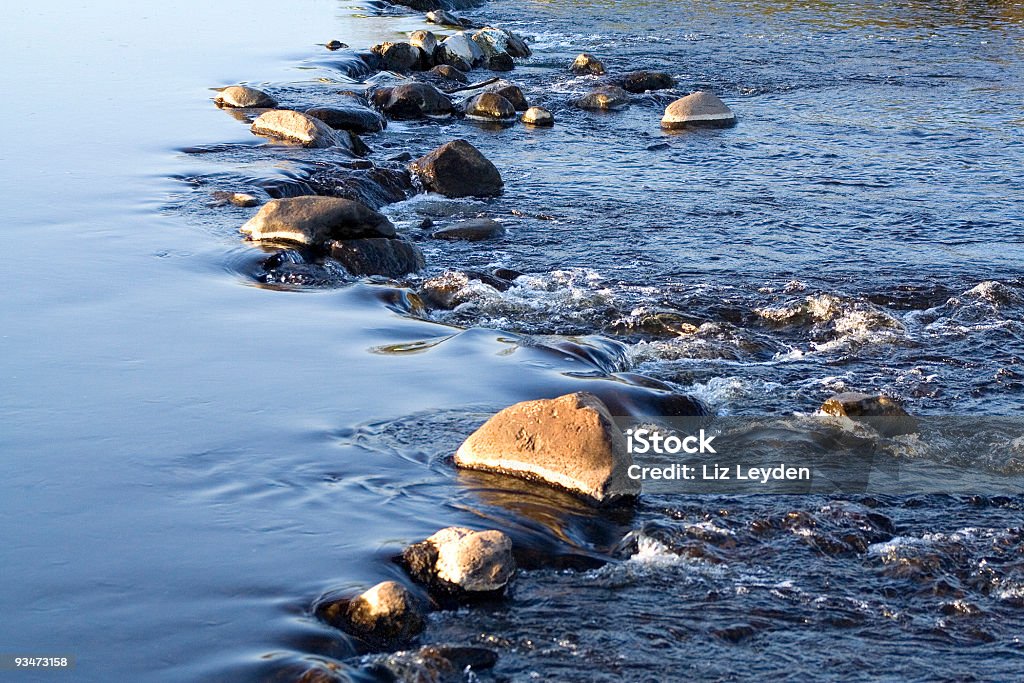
[{"x1": 2, "y1": 0, "x2": 1023, "y2": 681}]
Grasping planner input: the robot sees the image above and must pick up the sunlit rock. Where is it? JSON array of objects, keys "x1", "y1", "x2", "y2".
[
  {"x1": 401, "y1": 527, "x2": 515, "y2": 596},
  {"x1": 661, "y1": 91, "x2": 736, "y2": 129},
  {"x1": 214, "y1": 85, "x2": 277, "y2": 108},
  {"x1": 240, "y1": 196, "x2": 395, "y2": 245},
  {"x1": 411, "y1": 139, "x2": 503, "y2": 198}
]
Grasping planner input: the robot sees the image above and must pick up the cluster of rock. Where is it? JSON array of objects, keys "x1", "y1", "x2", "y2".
[{"x1": 370, "y1": 25, "x2": 529, "y2": 74}]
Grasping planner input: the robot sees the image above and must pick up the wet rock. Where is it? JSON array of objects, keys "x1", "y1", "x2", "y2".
[
  {"x1": 408, "y1": 30, "x2": 439, "y2": 57},
  {"x1": 401, "y1": 527, "x2": 515, "y2": 596},
  {"x1": 464, "y1": 92, "x2": 516, "y2": 121},
  {"x1": 425, "y1": 9, "x2": 469, "y2": 27},
  {"x1": 821, "y1": 392, "x2": 918, "y2": 436},
  {"x1": 521, "y1": 106, "x2": 554, "y2": 127},
  {"x1": 240, "y1": 196, "x2": 395, "y2": 246},
  {"x1": 470, "y1": 26, "x2": 530, "y2": 61},
  {"x1": 616, "y1": 70, "x2": 675, "y2": 93},
  {"x1": 250, "y1": 110, "x2": 356, "y2": 149},
  {"x1": 576, "y1": 85, "x2": 631, "y2": 110},
  {"x1": 325, "y1": 40, "x2": 347, "y2": 51},
  {"x1": 571, "y1": 53, "x2": 605, "y2": 76},
  {"x1": 417, "y1": 270, "x2": 514, "y2": 309},
  {"x1": 486, "y1": 53, "x2": 514, "y2": 71},
  {"x1": 305, "y1": 104, "x2": 386, "y2": 134},
  {"x1": 310, "y1": 164, "x2": 413, "y2": 210},
  {"x1": 488, "y1": 81, "x2": 528, "y2": 111},
  {"x1": 365, "y1": 645, "x2": 497, "y2": 682},
  {"x1": 343, "y1": 581, "x2": 425, "y2": 646},
  {"x1": 661, "y1": 91, "x2": 736, "y2": 129},
  {"x1": 438, "y1": 31, "x2": 485, "y2": 69},
  {"x1": 432, "y1": 218, "x2": 504, "y2": 241},
  {"x1": 294, "y1": 665, "x2": 345, "y2": 683},
  {"x1": 372, "y1": 41, "x2": 421, "y2": 71},
  {"x1": 214, "y1": 85, "x2": 277, "y2": 108},
  {"x1": 327, "y1": 238, "x2": 425, "y2": 278},
  {"x1": 428, "y1": 64, "x2": 468, "y2": 83},
  {"x1": 372, "y1": 83, "x2": 454, "y2": 119},
  {"x1": 211, "y1": 191, "x2": 260, "y2": 207},
  {"x1": 500, "y1": 29, "x2": 532, "y2": 59},
  {"x1": 411, "y1": 139, "x2": 503, "y2": 198},
  {"x1": 454, "y1": 392, "x2": 641, "y2": 504}
]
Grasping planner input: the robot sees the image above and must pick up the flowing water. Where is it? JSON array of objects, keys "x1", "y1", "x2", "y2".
[{"x1": 2, "y1": 0, "x2": 1023, "y2": 681}]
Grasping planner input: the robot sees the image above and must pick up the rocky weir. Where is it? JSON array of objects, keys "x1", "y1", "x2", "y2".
[{"x1": 173, "y1": 0, "x2": 1024, "y2": 680}]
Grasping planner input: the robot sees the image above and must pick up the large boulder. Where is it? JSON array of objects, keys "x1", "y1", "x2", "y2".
[
  {"x1": 617, "y1": 71, "x2": 675, "y2": 93},
  {"x1": 214, "y1": 85, "x2": 277, "y2": 108},
  {"x1": 317, "y1": 581, "x2": 424, "y2": 648},
  {"x1": 305, "y1": 104, "x2": 386, "y2": 134},
  {"x1": 576, "y1": 85, "x2": 631, "y2": 110},
  {"x1": 411, "y1": 140, "x2": 503, "y2": 198},
  {"x1": 570, "y1": 53, "x2": 605, "y2": 76},
  {"x1": 661, "y1": 91, "x2": 736, "y2": 129},
  {"x1": 401, "y1": 527, "x2": 515, "y2": 597},
  {"x1": 240, "y1": 196, "x2": 395, "y2": 245},
  {"x1": 454, "y1": 392, "x2": 641, "y2": 504},
  {"x1": 371, "y1": 41, "x2": 421, "y2": 71},
  {"x1": 464, "y1": 92, "x2": 516, "y2": 121},
  {"x1": 432, "y1": 217, "x2": 505, "y2": 241},
  {"x1": 372, "y1": 82, "x2": 454, "y2": 119},
  {"x1": 438, "y1": 31, "x2": 485, "y2": 68},
  {"x1": 250, "y1": 109, "x2": 355, "y2": 149},
  {"x1": 327, "y1": 238, "x2": 425, "y2": 277},
  {"x1": 521, "y1": 106, "x2": 554, "y2": 127}
]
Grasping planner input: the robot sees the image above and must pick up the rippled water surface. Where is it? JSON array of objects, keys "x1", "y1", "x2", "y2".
[{"x1": 2, "y1": 0, "x2": 1023, "y2": 681}]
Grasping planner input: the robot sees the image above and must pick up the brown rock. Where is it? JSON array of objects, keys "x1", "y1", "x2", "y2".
[
  {"x1": 240, "y1": 196, "x2": 395, "y2": 245},
  {"x1": 411, "y1": 139, "x2": 503, "y2": 198},
  {"x1": 345, "y1": 581, "x2": 425, "y2": 645},
  {"x1": 428, "y1": 64, "x2": 468, "y2": 83},
  {"x1": 821, "y1": 392, "x2": 918, "y2": 436},
  {"x1": 571, "y1": 53, "x2": 605, "y2": 76},
  {"x1": 372, "y1": 82, "x2": 454, "y2": 119},
  {"x1": 454, "y1": 392, "x2": 641, "y2": 504},
  {"x1": 521, "y1": 106, "x2": 554, "y2": 127},
  {"x1": 214, "y1": 85, "x2": 277, "y2": 108},
  {"x1": 250, "y1": 109, "x2": 350, "y2": 148},
  {"x1": 661, "y1": 91, "x2": 736, "y2": 129},
  {"x1": 576, "y1": 85, "x2": 630, "y2": 110},
  {"x1": 465, "y1": 92, "x2": 516, "y2": 120},
  {"x1": 617, "y1": 70, "x2": 675, "y2": 93},
  {"x1": 327, "y1": 238, "x2": 425, "y2": 277},
  {"x1": 371, "y1": 41, "x2": 421, "y2": 71},
  {"x1": 402, "y1": 527, "x2": 515, "y2": 594}
]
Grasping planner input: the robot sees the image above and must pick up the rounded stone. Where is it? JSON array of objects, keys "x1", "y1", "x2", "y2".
[
  {"x1": 305, "y1": 105, "x2": 387, "y2": 134},
  {"x1": 432, "y1": 218, "x2": 505, "y2": 241},
  {"x1": 432, "y1": 528, "x2": 515, "y2": 592},
  {"x1": 372, "y1": 82, "x2": 453, "y2": 119},
  {"x1": 408, "y1": 30, "x2": 438, "y2": 56},
  {"x1": 411, "y1": 139, "x2": 503, "y2": 198},
  {"x1": 214, "y1": 85, "x2": 277, "y2": 109},
  {"x1": 250, "y1": 109, "x2": 351, "y2": 148},
  {"x1": 371, "y1": 41, "x2": 421, "y2": 71},
  {"x1": 439, "y1": 31, "x2": 485, "y2": 68},
  {"x1": 428, "y1": 64, "x2": 469, "y2": 84},
  {"x1": 520, "y1": 106, "x2": 554, "y2": 127},
  {"x1": 240, "y1": 196, "x2": 395, "y2": 245},
  {"x1": 454, "y1": 392, "x2": 641, "y2": 504},
  {"x1": 576, "y1": 85, "x2": 631, "y2": 110},
  {"x1": 345, "y1": 581, "x2": 425, "y2": 644},
  {"x1": 661, "y1": 91, "x2": 736, "y2": 129},
  {"x1": 571, "y1": 53, "x2": 605, "y2": 76},
  {"x1": 618, "y1": 71, "x2": 676, "y2": 93},
  {"x1": 465, "y1": 92, "x2": 516, "y2": 121},
  {"x1": 325, "y1": 40, "x2": 347, "y2": 51}
]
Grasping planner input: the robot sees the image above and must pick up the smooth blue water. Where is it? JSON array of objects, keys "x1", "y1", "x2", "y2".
[{"x1": 2, "y1": 0, "x2": 1023, "y2": 681}]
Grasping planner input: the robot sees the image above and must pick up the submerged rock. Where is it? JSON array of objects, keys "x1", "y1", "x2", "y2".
[
  {"x1": 372, "y1": 82, "x2": 454, "y2": 119},
  {"x1": 411, "y1": 139, "x2": 503, "y2": 198},
  {"x1": 240, "y1": 196, "x2": 395, "y2": 245},
  {"x1": 464, "y1": 92, "x2": 516, "y2": 121},
  {"x1": 214, "y1": 85, "x2": 277, "y2": 108},
  {"x1": 327, "y1": 238, "x2": 425, "y2": 277},
  {"x1": 576, "y1": 85, "x2": 631, "y2": 110},
  {"x1": 401, "y1": 527, "x2": 515, "y2": 596},
  {"x1": 821, "y1": 392, "x2": 918, "y2": 436},
  {"x1": 371, "y1": 41, "x2": 421, "y2": 71},
  {"x1": 521, "y1": 106, "x2": 554, "y2": 127},
  {"x1": 305, "y1": 104, "x2": 386, "y2": 134},
  {"x1": 570, "y1": 53, "x2": 605, "y2": 76},
  {"x1": 432, "y1": 217, "x2": 505, "y2": 241},
  {"x1": 661, "y1": 91, "x2": 736, "y2": 129},
  {"x1": 365, "y1": 645, "x2": 498, "y2": 683},
  {"x1": 211, "y1": 191, "x2": 260, "y2": 207},
  {"x1": 425, "y1": 9, "x2": 470, "y2": 27},
  {"x1": 250, "y1": 110, "x2": 357, "y2": 149},
  {"x1": 428, "y1": 64, "x2": 468, "y2": 84},
  {"x1": 342, "y1": 581, "x2": 425, "y2": 647},
  {"x1": 325, "y1": 39, "x2": 347, "y2": 51},
  {"x1": 617, "y1": 70, "x2": 675, "y2": 93},
  {"x1": 454, "y1": 392, "x2": 641, "y2": 504}
]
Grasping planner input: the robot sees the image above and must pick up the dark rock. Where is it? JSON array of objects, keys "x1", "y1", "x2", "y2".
[
  {"x1": 486, "y1": 53, "x2": 514, "y2": 71},
  {"x1": 332, "y1": 581, "x2": 425, "y2": 648},
  {"x1": 576, "y1": 85, "x2": 631, "y2": 110},
  {"x1": 464, "y1": 92, "x2": 516, "y2": 121},
  {"x1": 422, "y1": 646, "x2": 498, "y2": 671},
  {"x1": 432, "y1": 218, "x2": 505, "y2": 241},
  {"x1": 425, "y1": 9, "x2": 469, "y2": 27},
  {"x1": 617, "y1": 71, "x2": 675, "y2": 93},
  {"x1": 490, "y1": 81, "x2": 528, "y2": 111},
  {"x1": 455, "y1": 392, "x2": 642, "y2": 504},
  {"x1": 521, "y1": 106, "x2": 554, "y2": 126},
  {"x1": 428, "y1": 64, "x2": 468, "y2": 83},
  {"x1": 311, "y1": 165, "x2": 413, "y2": 210},
  {"x1": 325, "y1": 40, "x2": 347, "y2": 51},
  {"x1": 372, "y1": 83, "x2": 454, "y2": 119},
  {"x1": 411, "y1": 139, "x2": 503, "y2": 198},
  {"x1": 821, "y1": 392, "x2": 918, "y2": 436},
  {"x1": 328, "y1": 238, "x2": 425, "y2": 277},
  {"x1": 371, "y1": 41, "x2": 421, "y2": 71},
  {"x1": 661, "y1": 91, "x2": 736, "y2": 129},
  {"x1": 438, "y1": 31, "x2": 485, "y2": 69},
  {"x1": 240, "y1": 196, "x2": 395, "y2": 245},
  {"x1": 571, "y1": 53, "x2": 605, "y2": 76},
  {"x1": 214, "y1": 85, "x2": 277, "y2": 108},
  {"x1": 306, "y1": 104, "x2": 387, "y2": 134},
  {"x1": 492, "y1": 267, "x2": 522, "y2": 282},
  {"x1": 388, "y1": 151, "x2": 413, "y2": 162},
  {"x1": 471, "y1": 27, "x2": 530, "y2": 59}
]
